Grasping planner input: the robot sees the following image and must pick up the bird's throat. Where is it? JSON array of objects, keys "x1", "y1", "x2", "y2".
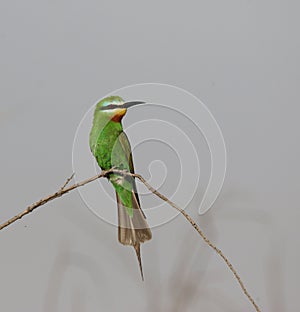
[{"x1": 110, "y1": 108, "x2": 127, "y2": 122}]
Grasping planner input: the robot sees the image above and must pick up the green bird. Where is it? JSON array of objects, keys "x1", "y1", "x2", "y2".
[{"x1": 89, "y1": 96, "x2": 152, "y2": 280}]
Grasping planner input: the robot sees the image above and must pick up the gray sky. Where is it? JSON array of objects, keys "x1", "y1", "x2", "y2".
[{"x1": 0, "y1": 1, "x2": 299, "y2": 311}]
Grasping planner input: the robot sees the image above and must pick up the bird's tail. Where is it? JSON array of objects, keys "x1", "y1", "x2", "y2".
[{"x1": 116, "y1": 191, "x2": 152, "y2": 280}]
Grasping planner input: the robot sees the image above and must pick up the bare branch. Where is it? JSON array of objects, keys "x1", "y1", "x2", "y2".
[
  {"x1": 0, "y1": 169, "x2": 261, "y2": 312},
  {"x1": 0, "y1": 169, "x2": 111, "y2": 231},
  {"x1": 132, "y1": 172, "x2": 261, "y2": 312}
]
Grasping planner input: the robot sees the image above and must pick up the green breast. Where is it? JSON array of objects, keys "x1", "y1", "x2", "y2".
[{"x1": 90, "y1": 119, "x2": 122, "y2": 169}]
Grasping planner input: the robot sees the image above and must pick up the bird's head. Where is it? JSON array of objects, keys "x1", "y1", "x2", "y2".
[{"x1": 95, "y1": 96, "x2": 144, "y2": 122}]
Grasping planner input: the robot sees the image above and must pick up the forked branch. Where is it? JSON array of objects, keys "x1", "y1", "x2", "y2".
[{"x1": 0, "y1": 169, "x2": 261, "y2": 312}]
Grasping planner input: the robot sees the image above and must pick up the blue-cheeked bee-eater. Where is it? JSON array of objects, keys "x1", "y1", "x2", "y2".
[{"x1": 89, "y1": 96, "x2": 152, "y2": 280}]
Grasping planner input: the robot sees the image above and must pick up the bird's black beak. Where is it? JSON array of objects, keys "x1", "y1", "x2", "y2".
[{"x1": 121, "y1": 101, "x2": 145, "y2": 109}]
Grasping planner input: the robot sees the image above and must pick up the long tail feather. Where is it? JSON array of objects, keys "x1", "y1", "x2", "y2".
[
  {"x1": 134, "y1": 243, "x2": 144, "y2": 281},
  {"x1": 116, "y1": 191, "x2": 152, "y2": 280}
]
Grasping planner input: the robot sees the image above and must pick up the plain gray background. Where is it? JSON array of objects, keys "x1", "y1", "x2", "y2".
[{"x1": 1, "y1": 1, "x2": 299, "y2": 311}]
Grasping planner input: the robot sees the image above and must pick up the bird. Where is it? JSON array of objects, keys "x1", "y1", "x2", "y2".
[{"x1": 89, "y1": 95, "x2": 152, "y2": 280}]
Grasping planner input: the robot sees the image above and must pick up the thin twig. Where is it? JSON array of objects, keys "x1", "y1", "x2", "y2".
[
  {"x1": 60, "y1": 172, "x2": 75, "y2": 191},
  {"x1": 0, "y1": 169, "x2": 261, "y2": 312}
]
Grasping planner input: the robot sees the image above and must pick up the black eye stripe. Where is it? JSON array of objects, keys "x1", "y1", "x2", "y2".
[{"x1": 99, "y1": 104, "x2": 119, "y2": 110}]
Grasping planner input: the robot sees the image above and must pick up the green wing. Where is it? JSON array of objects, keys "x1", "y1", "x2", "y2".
[
  {"x1": 109, "y1": 131, "x2": 140, "y2": 216},
  {"x1": 117, "y1": 132, "x2": 141, "y2": 207}
]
